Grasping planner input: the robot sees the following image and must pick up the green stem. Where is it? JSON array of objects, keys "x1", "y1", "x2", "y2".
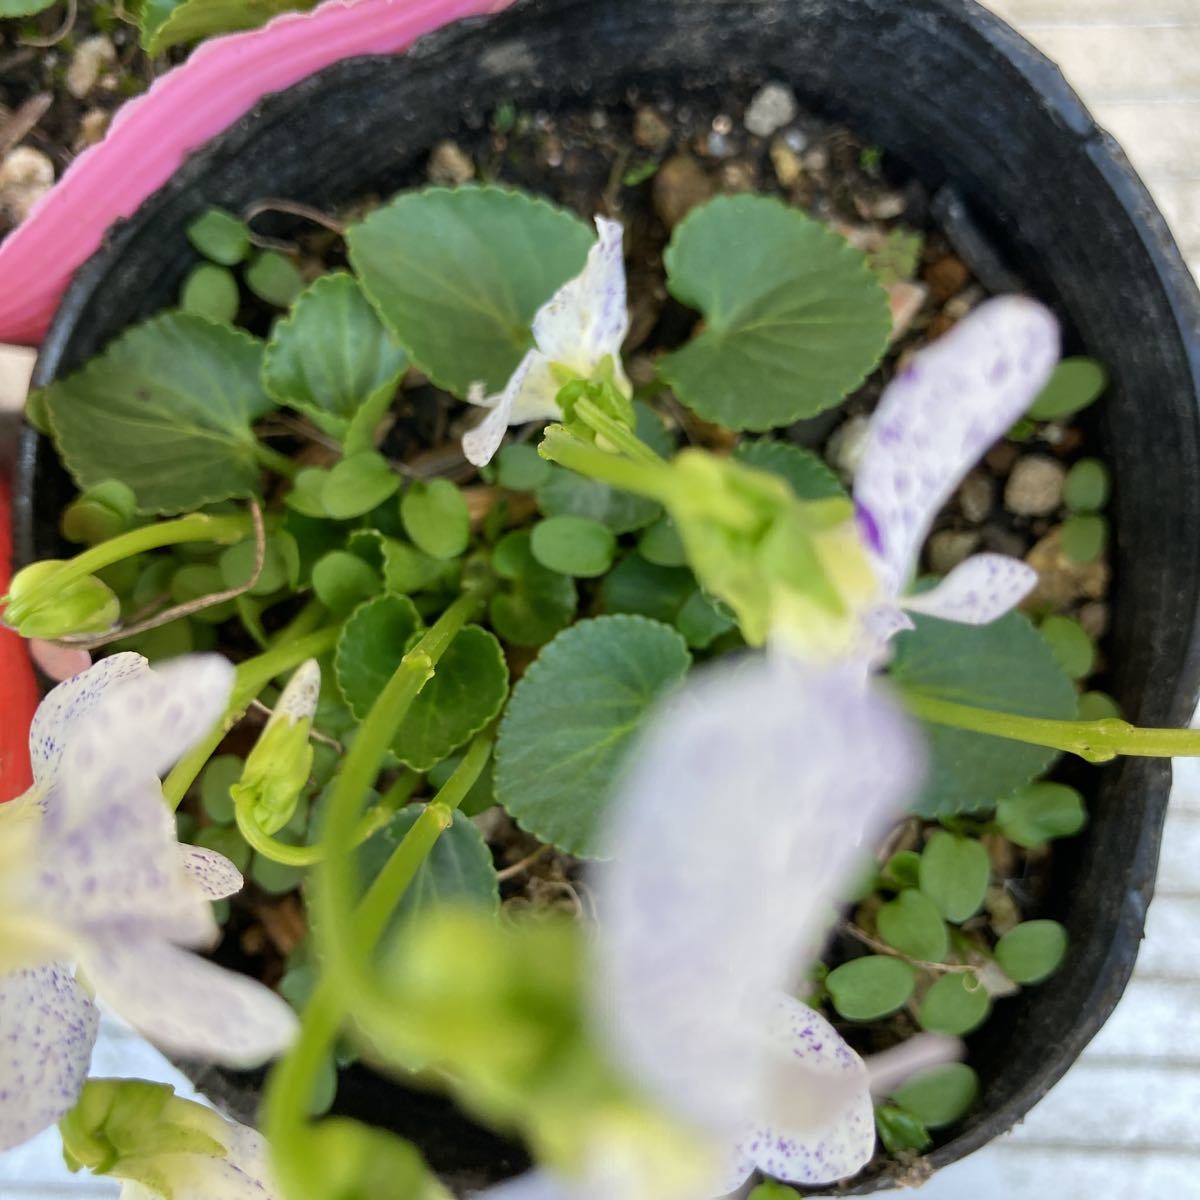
[
  {"x1": 902, "y1": 691, "x2": 1200, "y2": 763},
  {"x1": 233, "y1": 795, "x2": 394, "y2": 866},
  {"x1": 269, "y1": 599, "x2": 327, "y2": 648},
  {"x1": 540, "y1": 426, "x2": 678, "y2": 502},
  {"x1": 254, "y1": 441, "x2": 300, "y2": 479},
  {"x1": 574, "y1": 397, "x2": 662, "y2": 464},
  {"x1": 4, "y1": 512, "x2": 250, "y2": 618},
  {"x1": 162, "y1": 625, "x2": 340, "y2": 810}
]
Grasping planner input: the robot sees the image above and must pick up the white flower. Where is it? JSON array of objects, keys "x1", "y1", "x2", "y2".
[
  {"x1": 0, "y1": 653, "x2": 298, "y2": 1151},
  {"x1": 462, "y1": 216, "x2": 630, "y2": 467}
]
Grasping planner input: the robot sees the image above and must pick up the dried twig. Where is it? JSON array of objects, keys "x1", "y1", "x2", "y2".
[
  {"x1": 20, "y1": 0, "x2": 78, "y2": 48},
  {"x1": 242, "y1": 197, "x2": 346, "y2": 251},
  {"x1": 496, "y1": 845, "x2": 551, "y2": 882},
  {"x1": 248, "y1": 698, "x2": 344, "y2": 753},
  {"x1": 842, "y1": 923, "x2": 977, "y2": 976},
  {"x1": 0, "y1": 93, "x2": 52, "y2": 159}
]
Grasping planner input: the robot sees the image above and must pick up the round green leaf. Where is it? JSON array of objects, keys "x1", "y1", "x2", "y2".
[
  {"x1": 889, "y1": 610, "x2": 1079, "y2": 818},
  {"x1": 381, "y1": 538, "x2": 448, "y2": 595},
  {"x1": 875, "y1": 1105, "x2": 931, "y2": 1155},
  {"x1": 218, "y1": 532, "x2": 298, "y2": 597},
  {"x1": 918, "y1": 972, "x2": 991, "y2": 1035},
  {"x1": 334, "y1": 594, "x2": 422, "y2": 710},
  {"x1": 60, "y1": 480, "x2": 138, "y2": 545},
  {"x1": 995, "y1": 920, "x2": 1068, "y2": 984},
  {"x1": 733, "y1": 438, "x2": 846, "y2": 500},
  {"x1": 488, "y1": 532, "x2": 577, "y2": 648},
  {"x1": 321, "y1": 452, "x2": 401, "y2": 520},
  {"x1": 401, "y1": 479, "x2": 471, "y2": 560},
  {"x1": 169, "y1": 564, "x2": 234, "y2": 624},
  {"x1": 1078, "y1": 690, "x2": 1121, "y2": 721},
  {"x1": 311, "y1": 550, "x2": 382, "y2": 616},
  {"x1": 638, "y1": 517, "x2": 688, "y2": 568},
  {"x1": 495, "y1": 616, "x2": 691, "y2": 856},
  {"x1": 530, "y1": 515, "x2": 616, "y2": 578},
  {"x1": 826, "y1": 956, "x2": 916, "y2": 1022},
  {"x1": 1040, "y1": 615, "x2": 1095, "y2": 680},
  {"x1": 536, "y1": 465, "x2": 661, "y2": 534},
  {"x1": 996, "y1": 782, "x2": 1087, "y2": 849},
  {"x1": 42, "y1": 314, "x2": 274, "y2": 514},
  {"x1": 919, "y1": 832, "x2": 990, "y2": 923},
  {"x1": 496, "y1": 443, "x2": 552, "y2": 492},
  {"x1": 285, "y1": 467, "x2": 332, "y2": 518},
  {"x1": 245, "y1": 250, "x2": 306, "y2": 308},
  {"x1": 145, "y1": 0, "x2": 317, "y2": 54},
  {"x1": 1027, "y1": 357, "x2": 1107, "y2": 421},
  {"x1": 347, "y1": 187, "x2": 593, "y2": 397},
  {"x1": 252, "y1": 851, "x2": 306, "y2": 896},
  {"x1": 660, "y1": 195, "x2": 890, "y2": 429},
  {"x1": 877, "y1": 889, "x2": 949, "y2": 963},
  {"x1": 180, "y1": 264, "x2": 240, "y2": 325},
  {"x1": 881, "y1": 850, "x2": 922, "y2": 891},
  {"x1": 600, "y1": 554, "x2": 695, "y2": 624},
  {"x1": 263, "y1": 273, "x2": 408, "y2": 432},
  {"x1": 186, "y1": 207, "x2": 250, "y2": 266},
  {"x1": 193, "y1": 824, "x2": 251, "y2": 875},
  {"x1": 891, "y1": 1063, "x2": 979, "y2": 1129},
  {"x1": 1063, "y1": 458, "x2": 1110, "y2": 513},
  {"x1": 674, "y1": 588, "x2": 736, "y2": 650},
  {"x1": 1061, "y1": 514, "x2": 1107, "y2": 564},
  {"x1": 199, "y1": 754, "x2": 242, "y2": 825}
]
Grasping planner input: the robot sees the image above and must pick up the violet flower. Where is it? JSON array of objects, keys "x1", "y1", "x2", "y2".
[
  {"x1": 462, "y1": 217, "x2": 631, "y2": 466},
  {"x1": 0, "y1": 653, "x2": 298, "y2": 1151}
]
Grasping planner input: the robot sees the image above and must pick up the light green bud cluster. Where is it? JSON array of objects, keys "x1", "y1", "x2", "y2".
[{"x1": 2, "y1": 560, "x2": 120, "y2": 639}]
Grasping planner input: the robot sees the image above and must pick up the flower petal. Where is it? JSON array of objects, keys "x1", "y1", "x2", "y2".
[
  {"x1": 27, "y1": 652, "x2": 148, "y2": 789},
  {"x1": 853, "y1": 297, "x2": 1059, "y2": 595},
  {"x1": 84, "y1": 939, "x2": 298, "y2": 1066},
  {"x1": 476, "y1": 1172, "x2": 569, "y2": 1200},
  {"x1": 180, "y1": 845, "x2": 244, "y2": 902},
  {"x1": 0, "y1": 964, "x2": 99, "y2": 1151},
  {"x1": 462, "y1": 351, "x2": 539, "y2": 467},
  {"x1": 129, "y1": 1150, "x2": 278, "y2": 1200},
  {"x1": 591, "y1": 656, "x2": 924, "y2": 1137},
  {"x1": 902, "y1": 553, "x2": 1038, "y2": 625},
  {"x1": 735, "y1": 994, "x2": 874, "y2": 1187},
  {"x1": 532, "y1": 217, "x2": 629, "y2": 374}
]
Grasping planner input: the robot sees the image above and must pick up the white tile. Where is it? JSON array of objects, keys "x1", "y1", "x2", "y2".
[
  {"x1": 1091, "y1": 102, "x2": 1200, "y2": 182},
  {"x1": 1137, "y1": 894, "x2": 1200, "y2": 977},
  {"x1": 988, "y1": 0, "x2": 1200, "y2": 23},
  {"x1": 1030, "y1": 27, "x2": 1200, "y2": 102},
  {"x1": 1155, "y1": 807, "x2": 1200, "y2": 896},
  {"x1": 1086, "y1": 977, "x2": 1200, "y2": 1059}
]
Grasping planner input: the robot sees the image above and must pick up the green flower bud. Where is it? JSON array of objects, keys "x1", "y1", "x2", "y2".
[{"x1": 3, "y1": 560, "x2": 120, "y2": 639}]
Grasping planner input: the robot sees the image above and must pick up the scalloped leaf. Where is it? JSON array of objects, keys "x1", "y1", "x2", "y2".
[
  {"x1": 660, "y1": 195, "x2": 891, "y2": 430},
  {"x1": 42, "y1": 313, "x2": 274, "y2": 514},
  {"x1": 495, "y1": 615, "x2": 691, "y2": 857},
  {"x1": 888, "y1": 610, "x2": 1079, "y2": 818},
  {"x1": 142, "y1": 0, "x2": 319, "y2": 54},
  {"x1": 733, "y1": 438, "x2": 846, "y2": 501},
  {"x1": 348, "y1": 186, "x2": 593, "y2": 397},
  {"x1": 262, "y1": 272, "x2": 408, "y2": 437}
]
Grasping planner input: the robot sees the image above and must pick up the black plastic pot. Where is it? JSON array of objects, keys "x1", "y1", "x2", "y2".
[{"x1": 15, "y1": 0, "x2": 1200, "y2": 1193}]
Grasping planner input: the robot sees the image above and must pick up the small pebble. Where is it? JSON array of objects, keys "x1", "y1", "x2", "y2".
[
  {"x1": 66, "y1": 34, "x2": 116, "y2": 100},
  {"x1": 745, "y1": 83, "x2": 799, "y2": 138},
  {"x1": 0, "y1": 146, "x2": 54, "y2": 223},
  {"x1": 887, "y1": 281, "x2": 927, "y2": 341},
  {"x1": 980, "y1": 527, "x2": 1028, "y2": 559},
  {"x1": 825, "y1": 414, "x2": 871, "y2": 481},
  {"x1": 633, "y1": 106, "x2": 671, "y2": 151},
  {"x1": 1077, "y1": 600, "x2": 1110, "y2": 641},
  {"x1": 1025, "y1": 527, "x2": 1110, "y2": 611},
  {"x1": 985, "y1": 443, "x2": 1021, "y2": 476},
  {"x1": 958, "y1": 470, "x2": 995, "y2": 523},
  {"x1": 927, "y1": 529, "x2": 980, "y2": 575},
  {"x1": 427, "y1": 140, "x2": 475, "y2": 185},
  {"x1": 924, "y1": 255, "x2": 971, "y2": 302},
  {"x1": 854, "y1": 191, "x2": 907, "y2": 221},
  {"x1": 652, "y1": 154, "x2": 714, "y2": 228},
  {"x1": 769, "y1": 138, "x2": 803, "y2": 187},
  {"x1": 74, "y1": 108, "x2": 111, "y2": 150},
  {"x1": 720, "y1": 161, "x2": 757, "y2": 192},
  {"x1": 706, "y1": 131, "x2": 734, "y2": 159},
  {"x1": 1005, "y1": 455, "x2": 1066, "y2": 516}
]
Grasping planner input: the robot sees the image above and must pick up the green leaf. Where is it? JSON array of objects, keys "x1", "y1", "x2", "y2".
[
  {"x1": 634, "y1": 401, "x2": 675, "y2": 457},
  {"x1": 1063, "y1": 458, "x2": 1110, "y2": 513},
  {"x1": 891, "y1": 1063, "x2": 979, "y2": 1129},
  {"x1": 994, "y1": 920, "x2": 1068, "y2": 984},
  {"x1": 401, "y1": 479, "x2": 471, "y2": 560},
  {"x1": 180, "y1": 264, "x2": 239, "y2": 325},
  {"x1": 193, "y1": 824, "x2": 251, "y2": 875},
  {"x1": 747, "y1": 1185, "x2": 796, "y2": 1200},
  {"x1": 733, "y1": 438, "x2": 845, "y2": 501},
  {"x1": 60, "y1": 480, "x2": 138, "y2": 546},
  {"x1": 426, "y1": 754, "x2": 496, "y2": 818},
  {"x1": 285, "y1": 467, "x2": 333, "y2": 518},
  {"x1": 0, "y1": 0, "x2": 57, "y2": 14},
  {"x1": 888, "y1": 610, "x2": 1079, "y2": 817},
  {"x1": 1027, "y1": 357, "x2": 1107, "y2": 421},
  {"x1": 218, "y1": 532, "x2": 298, "y2": 597},
  {"x1": 246, "y1": 250, "x2": 305, "y2": 308},
  {"x1": 536, "y1": 464, "x2": 660, "y2": 534},
  {"x1": 660, "y1": 195, "x2": 891, "y2": 430},
  {"x1": 170, "y1": 564, "x2": 234, "y2": 624},
  {"x1": 881, "y1": 849, "x2": 921, "y2": 891},
  {"x1": 876, "y1": 889, "x2": 949, "y2": 963},
  {"x1": 875, "y1": 1104, "x2": 931, "y2": 1154},
  {"x1": 637, "y1": 517, "x2": 688, "y2": 568},
  {"x1": 496, "y1": 443, "x2": 552, "y2": 492},
  {"x1": 826, "y1": 955, "x2": 916, "y2": 1021},
  {"x1": 311, "y1": 550, "x2": 382, "y2": 616},
  {"x1": 145, "y1": 0, "x2": 320, "y2": 55},
  {"x1": 674, "y1": 588, "x2": 735, "y2": 650},
  {"x1": 199, "y1": 755, "x2": 243, "y2": 824},
  {"x1": 263, "y1": 273, "x2": 408, "y2": 435},
  {"x1": 322, "y1": 452, "x2": 401, "y2": 520},
  {"x1": 600, "y1": 554, "x2": 695, "y2": 624},
  {"x1": 185, "y1": 207, "x2": 250, "y2": 266},
  {"x1": 495, "y1": 616, "x2": 691, "y2": 856},
  {"x1": 488, "y1": 530, "x2": 577, "y2": 647},
  {"x1": 302, "y1": 1119, "x2": 450, "y2": 1200},
  {"x1": 918, "y1": 972, "x2": 991, "y2": 1035},
  {"x1": 1039, "y1": 615, "x2": 1095, "y2": 680},
  {"x1": 252, "y1": 851, "x2": 306, "y2": 896},
  {"x1": 919, "y1": 832, "x2": 990, "y2": 923},
  {"x1": 381, "y1": 538, "x2": 449, "y2": 596},
  {"x1": 43, "y1": 314, "x2": 274, "y2": 514},
  {"x1": 1060, "y1": 513, "x2": 1107, "y2": 564},
  {"x1": 358, "y1": 804, "x2": 499, "y2": 926},
  {"x1": 1078, "y1": 690, "x2": 1121, "y2": 721},
  {"x1": 530, "y1": 515, "x2": 616, "y2": 578},
  {"x1": 348, "y1": 187, "x2": 593, "y2": 396},
  {"x1": 336, "y1": 596, "x2": 508, "y2": 771}
]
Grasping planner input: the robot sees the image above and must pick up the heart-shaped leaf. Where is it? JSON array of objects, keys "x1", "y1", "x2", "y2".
[
  {"x1": 42, "y1": 313, "x2": 274, "y2": 514},
  {"x1": 660, "y1": 195, "x2": 891, "y2": 430},
  {"x1": 495, "y1": 615, "x2": 691, "y2": 856},
  {"x1": 348, "y1": 187, "x2": 593, "y2": 397}
]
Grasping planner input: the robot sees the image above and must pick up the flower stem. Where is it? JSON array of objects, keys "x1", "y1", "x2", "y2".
[
  {"x1": 901, "y1": 691, "x2": 1200, "y2": 763},
  {"x1": 540, "y1": 425, "x2": 678, "y2": 502},
  {"x1": 161, "y1": 625, "x2": 340, "y2": 809},
  {"x1": 573, "y1": 397, "x2": 663, "y2": 464},
  {"x1": 3, "y1": 512, "x2": 250, "y2": 619},
  {"x1": 233, "y1": 795, "x2": 394, "y2": 866},
  {"x1": 253, "y1": 441, "x2": 300, "y2": 479}
]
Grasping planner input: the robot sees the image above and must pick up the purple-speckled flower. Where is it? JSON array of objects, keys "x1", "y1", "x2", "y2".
[
  {"x1": 462, "y1": 216, "x2": 631, "y2": 466},
  {"x1": 0, "y1": 653, "x2": 298, "y2": 1152},
  {"x1": 849, "y1": 296, "x2": 1061, "y2": 656}
]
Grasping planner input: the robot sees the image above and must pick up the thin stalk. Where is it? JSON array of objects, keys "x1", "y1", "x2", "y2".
[
  {"x1": 233, "y1": 796, "x2": 394, "y2": 866},
  {"x1": 902, "y1": 691, "x2": 1200, "y2": 763},
  {"x1": 253, "y1": 441, "x2": 300, "y2": 479},
  {"x1": 269, "y1": 599, "x2": 327, "y2": 648},
  {"x1": 574, "y1": 397, "x2": 663, "y2": 464},
  {"x1": 540, "y1": 426, "x2": 679, "y2": 502}
]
